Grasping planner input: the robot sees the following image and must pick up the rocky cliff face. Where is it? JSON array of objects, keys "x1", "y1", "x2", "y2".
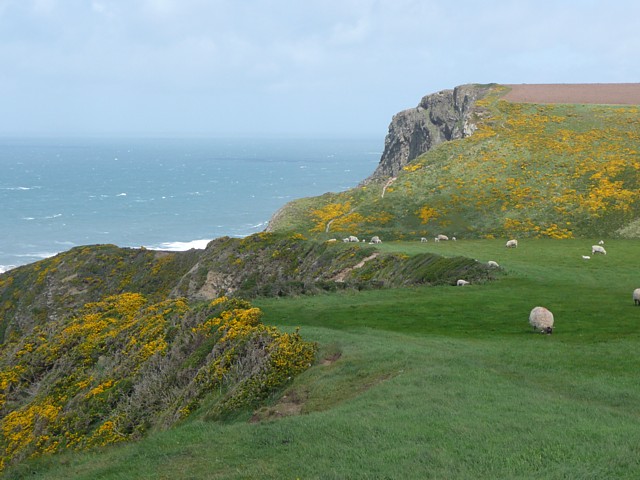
[{"x1": 364, "y1": 84, "x2": 494, "y2": 182}]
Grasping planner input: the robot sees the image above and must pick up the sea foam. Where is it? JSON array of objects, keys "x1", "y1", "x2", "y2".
[{"x1": 147, "y1": 239, "x2": 211, "y2": 251}]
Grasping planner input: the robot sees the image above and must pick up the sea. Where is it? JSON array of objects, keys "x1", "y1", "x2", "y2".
[{"x1": 0, "y1": 137, "x2": 382, "y2": 273}]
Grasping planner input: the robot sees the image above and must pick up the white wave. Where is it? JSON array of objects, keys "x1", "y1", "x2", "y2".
[
  {"x1": 147, "y1": 239, "x2": 211, "y2": 251},
  {"x1": 116, "y1": 192, "x2": 127, "y2": 196},
  {"x1": 45, "y1": 213, "x2": 63, "y2": 219},
  {"x1": 54, "y1": 241, "x2": 76, "y2": 246},
  {"x1": 0, "y1": 265, "x2": 17, "y2": 274},
  {"x1": 22, "y1": 217, "x2": 35, "y2": 221},
  {"x1": 15, "y1": 251, "x2": 59, "y2": 260},
  {"x1": 250, "y1": 221, "x2": 267, "y2": 229}
]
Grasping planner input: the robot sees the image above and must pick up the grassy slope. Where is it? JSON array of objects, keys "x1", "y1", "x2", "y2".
[
  {"x1": 8, "y1": 238, "x2": 640, "y2": 479},
  {"x1": 268, "y1": 86, "x2": 640, "y2": 240}
]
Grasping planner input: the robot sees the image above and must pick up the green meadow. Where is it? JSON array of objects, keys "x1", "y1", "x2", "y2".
[{"x1": 8, "y1": 238, "x2": 640, "y2": 479}]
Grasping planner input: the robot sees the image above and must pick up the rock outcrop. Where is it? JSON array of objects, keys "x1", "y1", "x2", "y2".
[{"x1": 364, "y1": 83, "x2": 494, "y2": 182}]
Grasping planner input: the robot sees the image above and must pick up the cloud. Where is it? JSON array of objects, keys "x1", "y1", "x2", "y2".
[{"x1": 1, "y1": 0, "x2": 640, "y2": 136}]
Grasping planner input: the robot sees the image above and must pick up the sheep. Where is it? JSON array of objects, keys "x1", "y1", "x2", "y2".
[
  {"x1": 434, "y1": 237, "x2": 440, "y2": 243},
  {"x1": 529, "y1": 306, "x2": 554, "y2": 334},
  {"x1": 327, "y1": 238, "x2": 337, "y2": 243},
  {"x1": 487, "y1": 260, "x2": 500, "y2": 268},
  {"x1": 370, "y1": 236, "x2": 382, "y2": 244},
  {"x1": 591, "y1": 245, "x2": 606, "y2": 255},
  {"x1": 582, "y1": 255, "x2": 590, "y2": 260},
  {"x1": 598, "y1": 240, "x2": 605, "y2": 245},
  {"x1": 348, "y1": 235, "x2": 359, "y2": 243},
  {"x1": 342, "y1": 238, "x2": 350, "y2": 243},
  {"x1": 420, "y1": 237, "x2": 428, "y2": 243},
  {"x1": 506, "y1": 239, "x2": 518, "y2": 248},
  {"x1": 452, "y1": 237, "x2": 457, "y2": 241},
  {"x1": 634, "y1": 288, "x2": 640, "y2": 306},
  {"x1": 437, "y1": 234, "x2": 449, "y2": 241},
  {"x1": 456, "y1": 279, "x2": 469, "y2": 286}
]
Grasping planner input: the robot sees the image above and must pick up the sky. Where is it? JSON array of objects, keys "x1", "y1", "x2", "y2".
[{"x1": 1, "y1": 0, "x2": 639, "y2": 138}]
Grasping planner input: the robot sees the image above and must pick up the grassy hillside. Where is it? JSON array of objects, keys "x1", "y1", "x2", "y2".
[
  {"x1": 0, "y1": 234, "x2": 495, "y2": 344},
  {"x1": 6, "y1": 238, "x2": 640, "y2": 479},
  {"x1": 0, "y1": 234, "x2": 497, "y2": 471},
  {"x1": 268, "y1": 85, "x2": 640, "y2": 240}
]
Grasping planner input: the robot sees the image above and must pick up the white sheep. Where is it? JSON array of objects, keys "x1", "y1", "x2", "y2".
[
  {"x1": 506, "y1": 239, "x2": 518, "y2": 248},
  {"x1": 327, "y1": 238, "x2": 337, "y2": 243},
  {"x1": 420, "y1": 237, "x2": 428, "y2": 243},
  {"x1": 633, "y1": 288, "x2": 640, "y2": 306},
  {"x1": 342, "y1": 238, "x2": 350, "y2": 243},
  {"x1": 434, "y1": 237, "x2": 440, "y2": 243},
  {"x1": 582, "y1": 255, "x2": 590, "y2": 260},
  {"x1": 591, "y1": 245, "x2": 606, "y2": 255},
  {"x1": 529, "y1": 306, "x2": 554, "y2": 334},
  {"x1": 456, "y1": 279, "x2": 469, "y2": 286},
  {"x1": 452, "y1": 237, "x2": 457, "y2": 241},
  {"x1": 598, "y1": 240, "x2": 605, "y2": 245},
  {"x1": 348, "y1": 235, "x2": 359, "y2": 243},
  {"x1": 487, "y1": 260, "x2": 500, "y2": 268},
  {"x1": 437, "y1": 234, "x2": 449, "y2": 241},
  {"x1": 370, "y1": 236, "x2": 382, "y2": 244}
]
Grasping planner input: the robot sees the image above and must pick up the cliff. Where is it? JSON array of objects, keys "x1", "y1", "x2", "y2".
[
  {"x1": 364, "y1": 83, "x2": 493, "y2": 182},
  {"x1": 266, "y1": 84, "x2": 639, "y2": 239}
]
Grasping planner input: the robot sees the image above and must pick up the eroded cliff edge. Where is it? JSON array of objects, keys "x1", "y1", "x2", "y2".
[{"x1": 363, "y1": 83, "x2": 494, "y2": 182}]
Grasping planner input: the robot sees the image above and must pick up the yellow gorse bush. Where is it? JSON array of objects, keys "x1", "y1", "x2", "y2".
[{"x1": 0, "y1": 293, "x2": 315, "y2": 471}]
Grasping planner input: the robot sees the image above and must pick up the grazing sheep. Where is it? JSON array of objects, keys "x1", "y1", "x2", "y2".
[
  {"x1": 487, "y1": 260, "x2": 500, "y2": 268},
  {"x1": 434, "y1": 237, "x2": 440, "y2": 242},
  {"x1": 437, "y1": 234, "x2": 449, "y2": 241},
  {"x1": 327, "y1": 238, "x2": 337, "y2": 243},
  {"x1": 506, "y1": 239, "x2": 518, "y2": 248},
  {"x1": 370, "y1": 236, "x2": 382, "y2": 244},
  {"x1": 420, "y1": 237, "x2": 428, "y2": 243},
  {"x1": 452, "y1": 237, "x2": 457, "y2": 241},
  {"x1": 591, "y1": 245, "x2": 606, "y2": 255},
  {"x1": 582, "y1": 255, "x2": 590, "y2": 260},
  {"x1": 634, "y1": 288, "x2": 640, "y2": 306},
  {"x1": 529, "y1": 306, "x2": 554, "y2": 334},
  {"x1": 456, "y1": 279, "x2": 469, "y2": 286},
  {"x1": 348, "y1": 235, "x2": 359, "y2": 243},
  {"x1": 598, "y1": 240, "x2": 605, "y2": 245},
  {"x1": 342, "y1": 238, "x2": 350, "y2": 243}
]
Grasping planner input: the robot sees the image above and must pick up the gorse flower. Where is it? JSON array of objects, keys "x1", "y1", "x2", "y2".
[{"x1": 0, "y1": 294, "x2": 315, "y2": 471}]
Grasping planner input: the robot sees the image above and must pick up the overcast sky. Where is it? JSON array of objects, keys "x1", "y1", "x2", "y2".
[{"x1": 1, "y1": 0, "x2": 639, "y2": 138}]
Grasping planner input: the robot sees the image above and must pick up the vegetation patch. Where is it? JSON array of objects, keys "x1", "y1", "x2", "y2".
[
  {"x1": 0, "y1": 294, "x2": 316, "y2": 471},
  {"x1": 268, "y1": 87, "x2": 640, "y2": 239}
]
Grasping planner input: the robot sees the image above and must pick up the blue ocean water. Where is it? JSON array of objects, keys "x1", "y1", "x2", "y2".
[{"x1": 0, "y1": 137, "x2": 381, "y2": 272}]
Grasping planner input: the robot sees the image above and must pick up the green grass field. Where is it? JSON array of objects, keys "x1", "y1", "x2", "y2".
[{"x1": 6, "y1": 239, "x2": 640, "y2": 479}]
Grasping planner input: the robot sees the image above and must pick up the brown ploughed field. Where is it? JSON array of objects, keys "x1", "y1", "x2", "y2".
[{"x1": 503, "y1": 83, "x2": 640, "y2": 105}]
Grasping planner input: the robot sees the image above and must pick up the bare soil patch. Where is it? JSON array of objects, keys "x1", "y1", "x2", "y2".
[
  {"x1": 503, "y1": 83, "x2": 640, "y2": 105},
  {"x1": 250, "y1": 389, "x2": 308, "y2": 423},
  {"x1": 332, "y1": 252, "x2": 380, "y2": 282}
]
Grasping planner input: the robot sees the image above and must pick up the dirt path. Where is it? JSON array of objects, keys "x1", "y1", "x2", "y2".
[{"x1": 332, "y1": 252, "x2": 380, "y2": 282}]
